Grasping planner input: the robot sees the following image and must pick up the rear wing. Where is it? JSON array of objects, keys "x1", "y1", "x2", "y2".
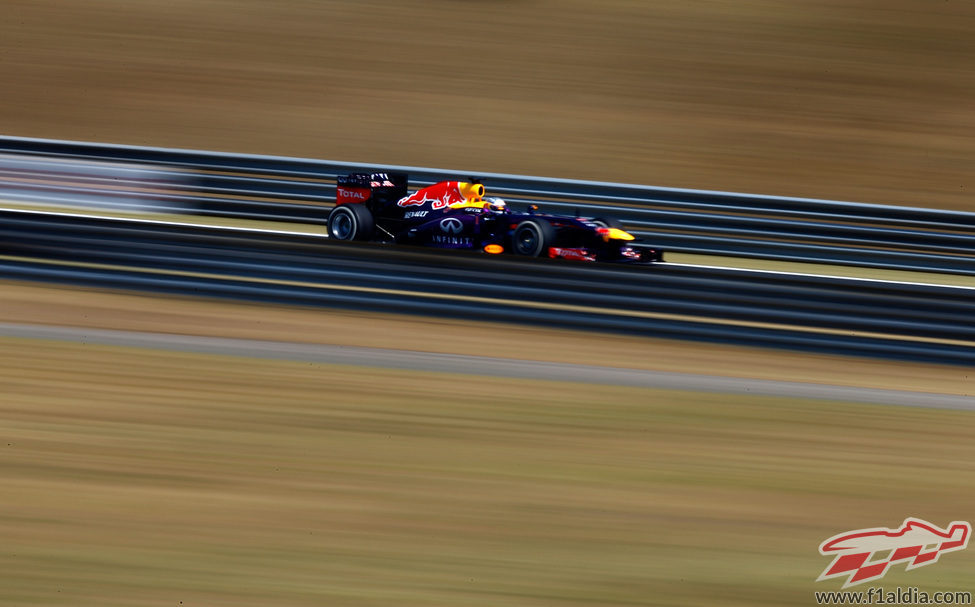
[{"x1": 336, "y1": 172, "x2": 408, "y2": 208}]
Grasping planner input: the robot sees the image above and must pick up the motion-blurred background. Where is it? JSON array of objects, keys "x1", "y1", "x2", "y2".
[{"x1": 4, "y1": 0, "x2": 973, "y2": 209}]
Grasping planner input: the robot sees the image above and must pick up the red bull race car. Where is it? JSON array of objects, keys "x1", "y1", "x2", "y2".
[{"x1": 326, "y1": 172, "x2": 661, "y2": 263}]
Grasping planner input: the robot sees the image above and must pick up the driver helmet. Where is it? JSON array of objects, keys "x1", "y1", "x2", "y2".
[{"x1": 484, "y1": 197, "x2": 507, "y2": 212}]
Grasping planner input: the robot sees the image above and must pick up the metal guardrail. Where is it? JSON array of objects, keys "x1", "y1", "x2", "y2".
[
  {"x1": 2, "y1": 209, "x2": 974, "y2": 365},
  {"x1": 2, "y1": 136, "x2": 975, "y2": 274}
]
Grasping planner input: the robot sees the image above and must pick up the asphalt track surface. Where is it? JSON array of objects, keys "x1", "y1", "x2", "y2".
[
  {"x1": 5, "y1": 208, "x2": 975, "y2": 365},
  {"x1": 5, "y1": 322, "x2": 972, "y2": 411}
]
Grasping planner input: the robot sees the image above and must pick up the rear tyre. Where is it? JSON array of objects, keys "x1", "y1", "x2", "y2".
[
  {"x1": 327, "y1": 204, "x2": 375, "y2": 241},
  {"x1": 512, "y1": 219, "x2": 556, "y2": 257}
]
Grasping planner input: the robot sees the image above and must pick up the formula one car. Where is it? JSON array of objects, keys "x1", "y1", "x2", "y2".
[{"x1": 326, "y1": 172, "x2": 661, "y2": 263}]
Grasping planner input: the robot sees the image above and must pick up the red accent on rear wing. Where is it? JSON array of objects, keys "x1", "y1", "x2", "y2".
[{"x1": 336, "y1": 186, "x2": 371, "y2": 205}]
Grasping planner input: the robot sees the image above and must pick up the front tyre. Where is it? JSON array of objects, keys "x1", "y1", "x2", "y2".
[
  {"x1": 512, "y1": 219, "x2": 556, "y2": 257},
  {"x1": 327, "y1": 204, "x2": 375, "y2": 241},
  {"x1": 592, "y1": 216, "x2": 625, "y2": 230}
]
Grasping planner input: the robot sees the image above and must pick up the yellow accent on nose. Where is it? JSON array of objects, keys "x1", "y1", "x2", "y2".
[
  {"x1": 607, "y1": 228, "x2": 634, "y2": 241},
  {"x1": 484, "y1": 244, "x2": 504, "y2": 254},
  {"x1": 598, "y1": 227, "x2": 634, "y2": 241}
]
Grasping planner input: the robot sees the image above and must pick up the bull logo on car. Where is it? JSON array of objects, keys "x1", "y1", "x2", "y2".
[{"x1": 396, "y1": 181, "x2": 481, "y2": 210}]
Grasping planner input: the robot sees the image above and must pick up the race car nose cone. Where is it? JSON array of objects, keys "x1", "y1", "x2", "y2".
[{"x1": 597, "y1": 227, "x2": 635, "y2": 241}]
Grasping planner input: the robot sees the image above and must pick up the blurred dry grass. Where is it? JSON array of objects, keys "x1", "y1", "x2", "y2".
[
  {"x1": 2, "y1": 282, "x2": 974, "y2": 604},
  {"x1": 3, "y1": 338, "x2": 974, "y2": 606},
  {"x1": 3, "y1": 0, "x2": 974, "y2": 209}
]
